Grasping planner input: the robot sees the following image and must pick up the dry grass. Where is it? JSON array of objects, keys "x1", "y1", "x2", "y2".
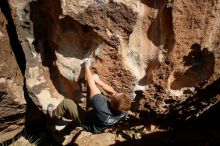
[{"x1": 0, "y1": 131, "x2": 40, "y2": 146}]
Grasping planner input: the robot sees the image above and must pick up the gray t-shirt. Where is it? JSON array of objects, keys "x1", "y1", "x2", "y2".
[{"x1": 82, "y1": 94, "x2": 127, "y2": 133}]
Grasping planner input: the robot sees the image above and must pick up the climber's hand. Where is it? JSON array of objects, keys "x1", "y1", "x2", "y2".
[{"x1": 84, "y1": 58, "x2": 91, "y2": 67}]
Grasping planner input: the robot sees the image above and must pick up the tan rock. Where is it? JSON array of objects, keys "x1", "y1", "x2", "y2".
[
  {"x1": 4, "y1": 0, "x2": 220, "y2": 137},
  {"x1": 0, "y1": 6, "x2": 25, "y2": 143}
]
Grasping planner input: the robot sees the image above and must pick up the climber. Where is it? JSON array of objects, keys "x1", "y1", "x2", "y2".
[{"x1": 47, "y1": 59, "x2": 131, "y2": 144}]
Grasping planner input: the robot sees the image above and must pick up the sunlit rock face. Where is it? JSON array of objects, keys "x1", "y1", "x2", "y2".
[
  {"x1": 0, "y1": 5, "x2": 25, "y2": 143},
  {"x1": 6, "y1": 0, "x2": 220, "y2": 126}
]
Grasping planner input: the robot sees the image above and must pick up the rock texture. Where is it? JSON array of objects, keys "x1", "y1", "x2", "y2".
[
  {"x1": 0, "y1": 2, "x2": 26, "y2": 143},
  {"x1": 1, "y1": 0, "x2": 220, "y2": 142}
]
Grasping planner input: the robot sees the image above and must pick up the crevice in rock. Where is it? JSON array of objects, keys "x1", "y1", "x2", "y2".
[
  {"x1": 0, "y1": 0, "x2": 26, "y2": 75},
  {"x1": 170, "y1": 44, "x2": 215, "y2": 90},
  {"x1": 140, "y1": 0, "x2": 175, "y2": 87},
  {"x1": 141, "y1": 0, "x2": 165, "y2": 9},
  {"x1": 23, "y1": 81, "x2": 44, "y2": 126},
  {"x1": 147, "y1": 0, "x2": 174, "y2": 48},
  {"x1": 0, "y1": 114, "x2": 24, "y2": 130}
]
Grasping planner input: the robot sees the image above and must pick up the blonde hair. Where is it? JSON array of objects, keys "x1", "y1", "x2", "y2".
[{"x1": 113, "y1": 93, "x2": 131, "y2": 112}]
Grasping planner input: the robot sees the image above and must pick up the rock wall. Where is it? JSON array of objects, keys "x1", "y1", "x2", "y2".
[
  {"x1": 0, "y1": 1, "x2": 26, "y2": 143},
  {"x1": 1, "y1": 0, "x2": 220, "y2": 142}
]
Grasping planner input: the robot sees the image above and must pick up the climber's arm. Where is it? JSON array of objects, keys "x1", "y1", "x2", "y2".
[
  {"x1": 85, "y1": 60, "x2": 101, "y2": 98},
  {"x1": 93, "y1": 74, "x2": 117, "y2": 96}
]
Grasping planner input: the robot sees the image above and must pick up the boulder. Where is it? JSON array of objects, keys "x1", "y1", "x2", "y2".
[
  {"x1": 0, "y1": 3, "x2": 25, "y2": 143},
  {"x1": 7, "y1": 0, "x2": 220, "y2": 124}
]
